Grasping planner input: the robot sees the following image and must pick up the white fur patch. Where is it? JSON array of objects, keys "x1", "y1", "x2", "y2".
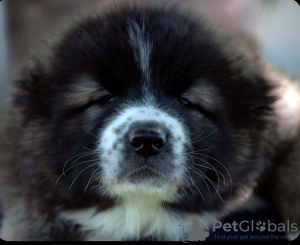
[
  {"x1": 102, "y1": 180, "x2": 180, "y2": 202},
  {"x1": 97, "y1": 105, "x2": 188, "y2": 188},
  {"x1": 60, "y1": 201, "x2": 217, "y2": 241},
  {"x1": 127, "y1": 20, "x2": 152, "y2": 94}
]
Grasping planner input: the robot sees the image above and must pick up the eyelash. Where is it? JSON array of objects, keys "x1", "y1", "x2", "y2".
[
  {"x1": 179, "y1": 97, "x2": 191, "y2": 106},
  {"x1": 65, "y1": 94, "x2": 114, "y2": 115},
  {"x1": 99, "y1": 95, "x2": 114, "y2": 103},
  {"x1": 178, "y1": 97, "x2": 215, "y2": 119},
  {"x1": 83, "y1": 94, "x2": 115, "y2": 108}
]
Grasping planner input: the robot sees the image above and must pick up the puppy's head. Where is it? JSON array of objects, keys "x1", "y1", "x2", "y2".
[{"x1": 15, "y1": 2, "x2": 275, "y2": 214}]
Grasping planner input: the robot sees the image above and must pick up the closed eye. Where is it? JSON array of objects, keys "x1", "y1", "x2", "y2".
[
  {"x1": 179, "y1": 97, "x2": 191, "y2": 106},
  {"x1": 98, "y1": 95, "x2": 114, "y2": 103},
  {"x1": 63, "y1": 94, "x2": 115, "y2": 116},
  {"x1": 178, "y1": 97, "x2": 217, "y2": 121}
]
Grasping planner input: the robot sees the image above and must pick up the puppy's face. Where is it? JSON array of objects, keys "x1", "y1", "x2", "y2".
[{"x1": 16, "y1": 5, "x2": 274, "y2": 214}]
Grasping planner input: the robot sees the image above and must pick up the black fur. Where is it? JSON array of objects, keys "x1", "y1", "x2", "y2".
[{"x1": 2, "y1": 1, "x2": 296, "y2": 241}]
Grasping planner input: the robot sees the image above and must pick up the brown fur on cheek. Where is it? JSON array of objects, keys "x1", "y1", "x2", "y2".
[
  {"x1": 17, "y1": 122, "x2": 57, "y2": 203},
  {"x1": 271, "y1": 129, "x2": 300, "y2": 227}
]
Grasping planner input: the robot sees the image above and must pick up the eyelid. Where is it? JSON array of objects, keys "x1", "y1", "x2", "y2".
[
  {"x1": 101, "y1": 94, "x2": 114, "y2": 103},
  {"x1": 179, "y1": 96, "x2": 212, "y2": 116},
  {"x1": 66, "y1": 94, "x2": 114, "y2": 113},
  {"x1": 179, "y1": 97, "x2": 191, "y2": 105}
]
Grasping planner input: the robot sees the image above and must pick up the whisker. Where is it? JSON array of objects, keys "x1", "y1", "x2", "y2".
[
  {"x1": 188, "y1": 124, "x2": 218, "y2": 144},
  {"x1": 62, "y1": 152, "x2": 94, "y2": 177},
  {"x1": 186, "y1": 165, "x2": 211, "y2": 194},
  {"x1": 84, "y1": 167, "x2": 101, "y2": 193},
  {"x1": 181, "y1": 172, "x2": 196, "y2": 197},
  {"x1": 65, "y1": 158, "x2": 98, "y2": 175},
  {"x1": 188, "y1": 129, "x2": 207, "y2": 143},
  {"x1": 189, "y1": 154, "x2": 226, "y2": 189},
  {"x1": 182, "y1": 165, "x2": 205, "y2": 201},
  {"x1": 185, "y1": 152, "x2": 220, "y2": 190},
  {"x1": 83, "y1": 146, "x2": 95, "y2": 151},
  {"x1": 193, "y1": 153, "x2": 233, "y2": 196},
  {"x1": 89, "y1": 181, "x2": 102, "y2": 192},
  {"x1": 180, "y1": 187, "x2": 190, "y2": 200},
  {"x1": 191, "y1": 160, "x2": 225, "y2": 182},
  {"x1": 56, "y1": 159, "x2": 99, "y2": 184},
  {"x1": 197, "y1": 169, "x2": 226, "y2": 205},
  {"x1": 186, "y1": 154, "x2": 211, "y2": 193},
  {"x1": 183, "y1": 147, "x2": 211, "y2": 154},
  {"x1": 196, "y1": 124, "x2": 219, "y2": 142},
  {"x1": 87, "y1": 173, "x2": 101, "y2": 191},
  {"x1": 81, "y1": 126, "x2": 98, "y2": 139},
  {"x1": 69, "y1": 163, "x2": 99, "y2": 190},
  {"x1": 69, "y1": 153, "x2": 96, "y2": 168}
]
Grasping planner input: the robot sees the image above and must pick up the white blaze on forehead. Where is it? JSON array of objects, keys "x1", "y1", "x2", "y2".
[
  {"x1": 127, "y1": 20, "x2": 152, "y2": 94},
  {"x1": 97, "y1": 105, "x2": 188, "y2": 182}
]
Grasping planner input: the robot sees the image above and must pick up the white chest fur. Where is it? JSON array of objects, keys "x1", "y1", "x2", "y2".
[{"x1": 60, "y1": 196, "x2": 216, "y2": 241}]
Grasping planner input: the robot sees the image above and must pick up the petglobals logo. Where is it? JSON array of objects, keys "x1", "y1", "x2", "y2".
[{"x1": 212, "y1": 220, "x2": 298, "y2": 233}]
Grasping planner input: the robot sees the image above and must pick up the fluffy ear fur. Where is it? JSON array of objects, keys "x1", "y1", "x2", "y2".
[
  {"x1": 236, "y1": 37, "x2": 300, "y2": 232},
  {"x1": 271, "y1": 131, "x2": 300, "y2": 227},
  {"x1": 232, "y1": 39, "x2": 300, "y2": 230},
  {"x1": 259, "y1": 63, "x2": 300, "y2": 231},
  {"x1": 0, "y1": 105, "x2": 26, "y2": 240}
]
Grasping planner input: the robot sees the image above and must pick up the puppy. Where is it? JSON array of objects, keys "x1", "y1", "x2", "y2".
[{"x1": 0, "y1": 0, "x2": 299, "y2": 241}]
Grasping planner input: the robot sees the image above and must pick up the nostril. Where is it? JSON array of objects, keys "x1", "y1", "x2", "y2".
[
  {"x1": 128, "y1": 127, "x2": 166, "y2": 158},
  {"x1": 129, "y1": 137, "x2": 143, "y2": 150},
  {"x1": 153, "y1": 137, "x2": 165, "y2": 149}
]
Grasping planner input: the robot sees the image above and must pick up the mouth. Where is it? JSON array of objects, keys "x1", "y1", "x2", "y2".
[
  {"x1": 103, "y1": 163, "x2": 179, "y2": 200},
  {"x1": 127, "y1": 167, "x2": 161, "y2": 182},
  {"x1": 120, "y1": 165, "x2": 165, "y2": 185}
]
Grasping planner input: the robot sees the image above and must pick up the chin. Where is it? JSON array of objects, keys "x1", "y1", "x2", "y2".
[{"x1": 0, "y1": 0, "x2": 299, "y2": 241}]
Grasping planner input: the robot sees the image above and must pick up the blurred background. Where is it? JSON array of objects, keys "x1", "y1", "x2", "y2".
[
  {"x1": 0, "y1": 0, "x2": 300, "y2": 106},
  {"x1": 0, "y1": 0, "x2": 299, "y2": 240}
]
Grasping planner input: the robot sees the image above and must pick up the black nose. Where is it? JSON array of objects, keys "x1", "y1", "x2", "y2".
[{"x1": 129, "y1": 127, "x2": 166, "y2": 158}]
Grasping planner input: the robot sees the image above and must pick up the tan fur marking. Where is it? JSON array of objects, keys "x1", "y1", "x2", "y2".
[
  {"x1": 64, "y1": 76, "x2": 108, "y2": 107},
  {"x1": 181, "y1": 82, "x2": 221, "y2": 111}
]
